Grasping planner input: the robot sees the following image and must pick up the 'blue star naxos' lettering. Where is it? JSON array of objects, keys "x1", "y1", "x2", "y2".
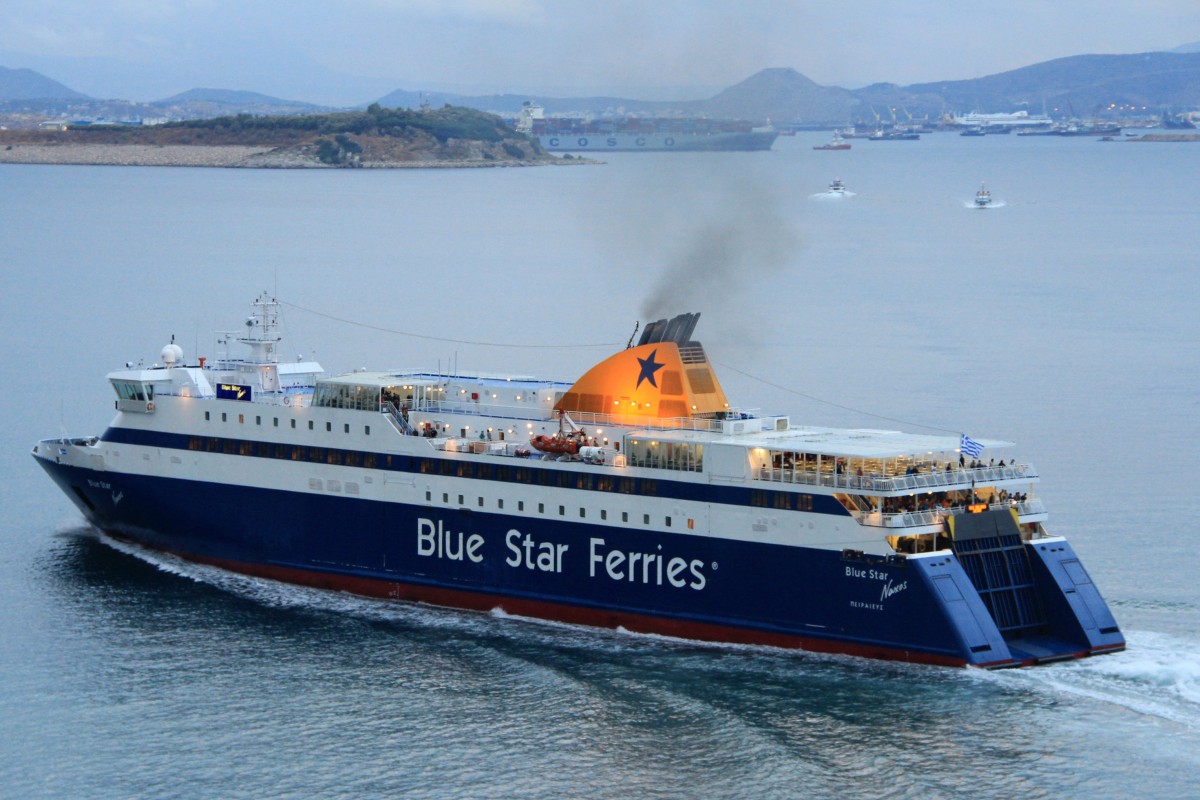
[{"x1": 636, "y1": 349, "x2": 664, "y2": 388}]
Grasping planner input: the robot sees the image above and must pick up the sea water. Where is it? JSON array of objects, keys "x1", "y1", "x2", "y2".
[{"x1": 1, "y1": 132, "x2": 1198, "y2": 798}]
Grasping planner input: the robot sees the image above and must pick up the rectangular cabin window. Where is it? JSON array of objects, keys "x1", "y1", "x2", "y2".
[
  {"x1": 622, "y1": 512, "x2": 629, "y2": 523},
  {"x1": 538, "y1": 503, "x2": 545, "y2": 514},
  {"x1": 426, "y1": 491, "x2": 432, "y2": 502},
  {"x1": 478, "y1": 497, "x2": 484, "y2": 508},
  {"x1": 326, "y1": 422, "x2": 332, "y2": 432},
  {"x1": 344, "y1": 423, "x2": 350, "y2": 434},
  {"x1": 222, "y1": 413, "x2": 227, "y2": 422},
  {"x1": 364, "y1": 426, "x2": 370, "y2": 436},
  {"x1": 273, "y1": 418, "x2": 278, "y2": 427},
  {"x1": 518, "y1": 501, "x2": 524, "y2": 512},
  {"x1": 558, "y1": 505, "x2": 565, "y2": 516},
  {"x1": 443, "y1": 493, "x2": 449, "y2": 503},
  {"x1": 600, "y1": 510, "x2": 607, "y2": 521},
  {"x1": 238, "y1": 414, "x2": 244, "y2": 424},
  {"x1": 458, "y1": 495, "x2": 464, "y2": 505},
  {"x1": 205, "y1": 411, "x2": 210, "y2": 421},
  {"x1": 664, "y1": 517, "x2": 672, "y2": 527},
  {"x1": 255, "y1": 416, "x2": 261, "y2": 426},
  {"x1": 364, "y1": 454, "x2": 377, "y2": 469},
  {"x1": 308, "y1": 420, "x2": 313, "y2": 430},
  {"x1": 643, "y1": 514, "x2": 650, "y2": 525},
  {"x1": 497, "y1": 499, "x2": 504, "y2": 510},
  {"x1": 579, "y1": 508, "x2": 586, "y2": 519},
  {"x1": 291, "y1": 419, "x2": 296, "y2": 429}
]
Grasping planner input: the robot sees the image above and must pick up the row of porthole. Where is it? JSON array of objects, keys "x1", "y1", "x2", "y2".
[
  {"x1": 205, "y1": 409, "x2": 370, "y2": 437},
  {"x1": 424, "y1": 489, "x2": 689, "y2": 529}
]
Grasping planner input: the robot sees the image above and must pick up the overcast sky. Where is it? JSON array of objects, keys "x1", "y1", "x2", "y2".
[{"x1": 3, "y1": 1, "x2": 1199, "y2": 105}]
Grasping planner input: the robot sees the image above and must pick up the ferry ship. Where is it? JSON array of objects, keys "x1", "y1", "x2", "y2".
[{"x1": 33, "y1": 296, "x2": 1124, "y2": 668}]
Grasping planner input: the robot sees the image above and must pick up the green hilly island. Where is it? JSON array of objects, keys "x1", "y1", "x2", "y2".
[{"x1": 0, "y1": 105, "x2": 563, "y2": 168}]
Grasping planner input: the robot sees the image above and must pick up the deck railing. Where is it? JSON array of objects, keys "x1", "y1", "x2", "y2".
[
  {"x1": 409, "y1": 399, "x2": 765, "y2": 434},
  {"x1": 755, "y1": 462, "x2": 1038, "y2": 491},
  {"x1": 860, "y1": 498, "x2": 1047, "y2": 529}
]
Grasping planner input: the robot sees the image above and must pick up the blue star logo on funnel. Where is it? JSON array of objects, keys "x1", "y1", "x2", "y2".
[{"x1": 636, "y1": 349, "x2": 664, "y2": 389}]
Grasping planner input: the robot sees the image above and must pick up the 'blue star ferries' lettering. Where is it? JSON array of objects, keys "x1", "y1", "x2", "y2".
[{"x1": 636, "y1": 350, "x2": 664, "y2": 389}]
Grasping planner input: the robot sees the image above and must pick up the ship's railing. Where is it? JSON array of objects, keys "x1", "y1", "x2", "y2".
[
  {"x1": 755, "y1": 462, "x2": 1037, "y2": 491},
  {"x1": 857, "y1": 498, "x2": 1047, "y2": 529},
  {"x1": 380, "y1": 400, "x2": 415, "y2": 435},
  {"x1": 410, "y1": 400, "x2": 765, "y2": 434}
]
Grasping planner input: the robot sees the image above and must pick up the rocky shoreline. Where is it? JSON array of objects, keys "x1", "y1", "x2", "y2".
[{"x1": 0, "y1": 142, "x2": 591, "y2": 168}]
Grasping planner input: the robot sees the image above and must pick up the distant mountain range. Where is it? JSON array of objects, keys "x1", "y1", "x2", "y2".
[
  {"x1": 5, "y1": 50, "x2": 1200, "y2": 125},
  {"x1": 0, "y1": 66, "x2": 88, "y2": 101}
]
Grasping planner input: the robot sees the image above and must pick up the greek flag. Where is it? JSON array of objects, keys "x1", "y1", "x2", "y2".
[{"x1": 960, "y1": 434, "x2": 984, "y2": 458}]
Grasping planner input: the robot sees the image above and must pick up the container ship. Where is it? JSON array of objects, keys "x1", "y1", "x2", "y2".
[
  {"x1": 33, "y1": 296, "x2": 1124, "y2": 668},
  {"x1": 516, "y1": 103, "x2": 778, "y2": 152}
]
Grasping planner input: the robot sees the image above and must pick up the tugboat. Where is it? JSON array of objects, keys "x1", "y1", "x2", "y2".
[
  {"x1": 813, "y1": 132, "x2": 851, "y2": 150},
  {"x1": 974, "y1": 182, "x2": 993, "y2": 208}
]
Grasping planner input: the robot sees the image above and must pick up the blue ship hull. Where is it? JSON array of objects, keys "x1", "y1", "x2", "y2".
[{"x1": 36, "y1": 454, "x2": 1124, "y2": 668}]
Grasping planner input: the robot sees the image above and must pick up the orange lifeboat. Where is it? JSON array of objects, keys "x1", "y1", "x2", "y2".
[{"x1": 530, "y1": 434, "x2": 582, "y2": 455}]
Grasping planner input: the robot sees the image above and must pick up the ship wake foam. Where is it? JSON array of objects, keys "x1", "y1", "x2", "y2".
[{"x1": 1002, "y1": 629, "x2": 1200, "y2": 730}]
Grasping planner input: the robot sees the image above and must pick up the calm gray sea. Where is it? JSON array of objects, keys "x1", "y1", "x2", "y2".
[{"x1": 1, "y1": 132, "x2": 1198, "y2": 799}]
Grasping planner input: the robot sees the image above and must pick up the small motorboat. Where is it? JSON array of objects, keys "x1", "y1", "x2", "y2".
[
  {"x1": 974, "y1": 182, "x2": 993, "y2": 208},
  {"x1": 828, "y1": 178, "x2": 847, "y2": 194}
]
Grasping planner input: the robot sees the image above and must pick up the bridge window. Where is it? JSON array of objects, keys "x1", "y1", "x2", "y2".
[{"x1": 111, "y1": 380, "x2": 151, "y2": 401}]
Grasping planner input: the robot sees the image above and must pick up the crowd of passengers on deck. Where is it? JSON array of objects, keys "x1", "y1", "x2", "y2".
[
  {"x1": 879, "y1": 488, "x2": 1030, "y2": 515},
  {"x1": 765, "y1": 451, "x2": 1015, "y2": 478}
]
